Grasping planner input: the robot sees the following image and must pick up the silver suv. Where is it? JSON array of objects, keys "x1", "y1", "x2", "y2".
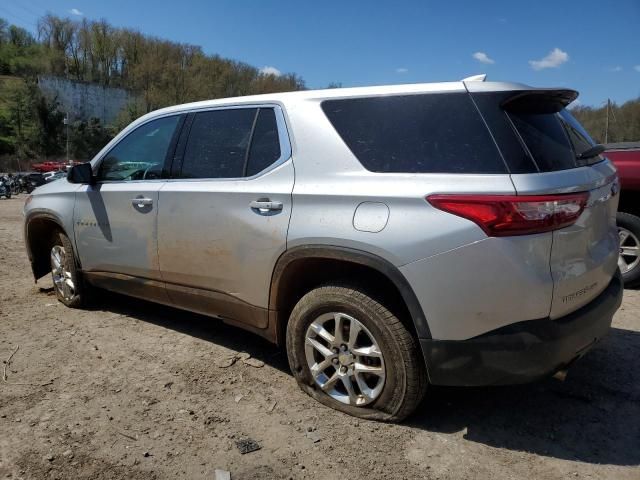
[{"x1": 24, "y1": 80, "x2": 623, "y2": 421}]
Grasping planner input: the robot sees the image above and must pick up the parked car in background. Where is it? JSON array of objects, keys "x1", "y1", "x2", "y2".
[
  {"x1": 31, "y1": 162, "x2": 61, "y2": 173},
  {"x1": 606, "y1": 142, "x2": 640, "y2": 287},
  {"x1": 32, "y1": 161, "x2": 79, "y2": 173},
  {"x1": 22, "y1": 172, "x2": 47, "y2": 192},
  {"x1": 44, "y1": 171, "x2": 67, "y2": 183},
  {"x1": 24, "y1": 80, "x2": 622, "y2": 421},
  {"x1": 32, "y1": 161, "x2": 67, "y2": 173}
]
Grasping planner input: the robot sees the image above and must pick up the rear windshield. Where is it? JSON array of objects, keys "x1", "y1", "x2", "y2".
[
  {"x1": 321, "y1": 93, "x2": 506, "y2": 174},
  {"x1": 507, "y1": 107, "x2": 598, "y2": 172},
  {"x1": 471, "y1": 91, "x2": 601, "y2": 173}
]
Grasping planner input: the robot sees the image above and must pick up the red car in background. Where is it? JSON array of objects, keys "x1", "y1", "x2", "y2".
[
  {"x1": 607, "y1": 142, "x2": 640, "y2": 287},
  {"x1": 31, "y1": 161, "x2": 67, "y2": 173}
]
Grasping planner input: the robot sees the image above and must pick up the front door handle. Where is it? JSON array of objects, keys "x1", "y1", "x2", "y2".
[
  {"x1": 249, "y1": 199, "x2": 283, "y2": 213},
  {"x1": 132, "y1": 197, "x2": 153, "y2": 208}
]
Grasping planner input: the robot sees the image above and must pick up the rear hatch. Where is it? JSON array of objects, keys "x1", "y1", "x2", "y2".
[{"x1": 471, "y1": 87, "x2": 620, "y2": 318}]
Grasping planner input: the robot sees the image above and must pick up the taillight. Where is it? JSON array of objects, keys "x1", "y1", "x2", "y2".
[{"x1": 427, "y1": 193, "x2": 589, "y2": 237}]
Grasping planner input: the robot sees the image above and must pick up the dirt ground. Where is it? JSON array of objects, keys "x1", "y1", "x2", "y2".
[{"x1": 1, "y1": 195, "x2": 639, "y2": 480}]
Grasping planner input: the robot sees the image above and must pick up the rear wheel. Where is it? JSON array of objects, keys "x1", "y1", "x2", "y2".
[
  {"x1": 50, "y1": 231, "x2": 86, "y2": 307},
  {"x1": 617, "y1": 212, "x2": 640, "y2": 287},
  {"x1": 286, "y1": 284, "x2": 427, "y2": 422}
]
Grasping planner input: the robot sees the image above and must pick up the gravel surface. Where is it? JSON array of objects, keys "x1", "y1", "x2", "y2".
[{"x1": 1, "y1": 195, "x2": 639, "y2": 479}]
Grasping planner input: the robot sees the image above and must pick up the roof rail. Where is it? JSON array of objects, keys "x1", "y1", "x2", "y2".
[{"x1": 462, "y1": 74, "x2": 487, "y2": 82}]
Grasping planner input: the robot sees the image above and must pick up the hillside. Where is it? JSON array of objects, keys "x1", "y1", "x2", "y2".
[
  {"x1": 0, "y1": 75, "x2": 25, "y2": 155},
  {"x1": 1, "y1": 14, "x2": 638, "y2": 169},
  {"x1": 0, "y1": 15, "x2": 305, "y2": 167},
  {"x1": 571, "y1": 99, "x2": 640, "y2": 144}
]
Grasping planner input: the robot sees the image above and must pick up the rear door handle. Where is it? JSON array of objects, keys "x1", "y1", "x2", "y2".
[
  {"x1": 132, "y1": 197, "x2": 153, "y2": 208},
  {"x1": 249, "y1": 199, "x2": 283, "y2": 213}
]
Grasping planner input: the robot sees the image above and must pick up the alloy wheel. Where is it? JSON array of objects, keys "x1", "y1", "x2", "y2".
[
  {"x1": 618, "y1": 226, "x2": 640, "y2": 275},
  {"x1": 50, "y1": 245, "x2": 75, "y2": 301},
  {"x1": 304, "y1": 312, "x2": 385, "y2": 406}
]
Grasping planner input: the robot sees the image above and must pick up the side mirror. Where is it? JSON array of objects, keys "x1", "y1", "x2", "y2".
[{"x1": 67, "y1": 163, "x2": 95, "y2": 184}]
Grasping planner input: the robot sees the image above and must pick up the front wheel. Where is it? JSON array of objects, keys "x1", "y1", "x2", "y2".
[
  {"x1": 618, "y1": 212, "x2": 640, "y2": 287},
  {"x1": 50, "y1": 231, "x2": 86, "y2": 307},
  {"x1": 286, "y1": 285, "x2": 427, "y2": 422}
]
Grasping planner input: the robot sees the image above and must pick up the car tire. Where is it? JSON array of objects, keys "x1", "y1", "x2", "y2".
[
  {"x1": 49, "y1": 230, "x2": 87, "y2": 308},
  {"x1": 617, "y1": 212, "x2": 640, "y2": 288},
  {"x1": 286, "y1": 284, "x2": 427, "y2": 422}
]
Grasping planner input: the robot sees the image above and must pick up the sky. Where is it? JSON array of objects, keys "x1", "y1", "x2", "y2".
[{"x1": 2, "y1": 0, "x2": 639, "y2": 107}]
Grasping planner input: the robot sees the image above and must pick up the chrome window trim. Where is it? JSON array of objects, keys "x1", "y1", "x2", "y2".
[
  {"x1": 169, "y1": 103, "x2": 292, "y2": 182},
  {"x1": 93, "y1": 103, "x2": 292, "y2": 184}
]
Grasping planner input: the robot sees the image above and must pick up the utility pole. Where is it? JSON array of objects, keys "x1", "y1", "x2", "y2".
[
  {"x1": 64, "y1": 113, "x2": 69, "y2": 165},
  {"x1": 604, "y1": 98, "x2": 610, "y2": 144}
]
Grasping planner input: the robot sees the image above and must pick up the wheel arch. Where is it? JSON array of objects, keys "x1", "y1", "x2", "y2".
[
  {"x1": 269, "y1": 245, "x2": 432, "y2": 345},
  {"x1": 24, "y1": 212, "x2": 74, "y2": 281}
]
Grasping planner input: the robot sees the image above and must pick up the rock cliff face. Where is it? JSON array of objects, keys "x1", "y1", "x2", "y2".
[{"x1": 38, "y1": 75, "x2": 132, "y2": 124}]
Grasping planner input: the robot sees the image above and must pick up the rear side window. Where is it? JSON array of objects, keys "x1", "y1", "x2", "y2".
[{"x1": 321, "y1": 93, "x2": 506, "y2": 174}]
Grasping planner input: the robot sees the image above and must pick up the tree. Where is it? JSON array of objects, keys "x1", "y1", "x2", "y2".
[
  {"x1": 28, "y1": 14, "x2": 306, "y2": 109},
  {"x1": 572, "y1": 99, "x2": 640, "y2": 143},
  {"x1": 0, "y1": 18, "x2": 9, "y2": 45},
  {"x1": 32, "y1": 88, "x2": 65, "y2": 157},
  {"x1": 0, "y1": 14, "x2": 308, "y2": 163},
  {"x1": 37, "y1": 14, "x2": 74, "y2": 75},
  {"x1": 2, "y1": 78, "x2": 38, "y2": 160},
  {"x1": 70, "y1": 117, "x2": 115, "y2": 159}
]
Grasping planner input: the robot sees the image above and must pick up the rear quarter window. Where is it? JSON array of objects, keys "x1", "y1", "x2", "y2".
[
  {"x1": 321, "y1": 93, "x2": 506, "y2": 174},
  {"x1": 506, "y1": 109, "x2": 600, "y2": 172},
  {"x1": 508, "y1": 112, "x2": 578, "y2": 172}
]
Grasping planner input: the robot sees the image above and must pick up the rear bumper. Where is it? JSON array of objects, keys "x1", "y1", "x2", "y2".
[{"x1": 420, "y1": 270, "x2": 623, "y2": 386}]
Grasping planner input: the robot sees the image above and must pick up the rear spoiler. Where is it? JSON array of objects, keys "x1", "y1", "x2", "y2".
[{"x1": 499, "y1": 89, "x2": 578, "y2": 114}]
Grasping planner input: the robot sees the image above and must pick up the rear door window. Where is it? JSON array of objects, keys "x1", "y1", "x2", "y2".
[
  {"x1": 246, "y1": 108, "x2": 281, "y2": 176},
  {"x1": 180, "y1": 108, "x2": 257, "y2": 179},
  {"x1": 321, "y1": 93, "x2": 506, "y2": 174},
  {"x1": 178, "y1": 107, "x2": 283, "y2": 179}
]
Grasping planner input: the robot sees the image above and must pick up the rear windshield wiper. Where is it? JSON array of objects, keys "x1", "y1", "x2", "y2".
[{"x1": 577, "y1": 144, "x2": 605, "y2": 160}]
